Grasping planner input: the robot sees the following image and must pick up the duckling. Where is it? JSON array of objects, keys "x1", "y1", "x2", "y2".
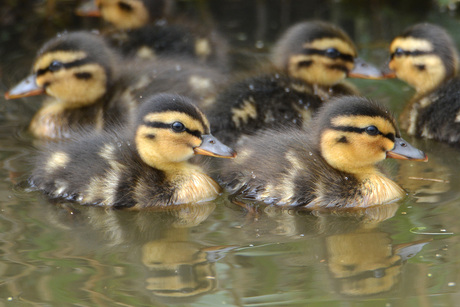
[
  {"x1": 219, "y1": 96, "x2": 427, "y2": 209},
  {"x1": 386, "y1": 23, "x2": 460, "y2": 144},
  {"x1": 206, "y1": 21, "x2": 383, "y2": 145},
  {"x1": 29, "y1": 93, "x2": 236, "y2": 209},
  {"x1": 77, "y1": 0, "x2": 229, "y2": 70},
  {"x1": 4, "y1": 31, "x2": 228, "y2": 139}
]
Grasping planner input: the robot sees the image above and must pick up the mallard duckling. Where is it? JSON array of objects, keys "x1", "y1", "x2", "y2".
[
  {"x1": 77, "y1": 0, "x2": 229, "y2": 69},
  {"x1": 207, "y1": 21, "x2": 383, "y2": 145},
  {"x1": 29, "y1": 93, "x2": 236, "y2": 209},
  {"x1": 219, "y1": 96, "x2": 427, "y2": 209},
  {"x1": 386, "y1": 23, "x2": 460, "y2": 144},
  {"x1": 4, "y1": 31, "x2": 228, "y2": 139}
]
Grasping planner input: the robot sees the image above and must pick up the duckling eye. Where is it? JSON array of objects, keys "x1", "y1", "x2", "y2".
[
  {"x1": 49, "y1": 60, "x2": 63, "y2": 72},
  {"x1": 365, "y1": 125, "x2": 379, "y2": 136},
  {"x1": 325, "y1": 48, "x2": 340, "y2": 59},
  {"x1": 415, "y1": 64, "x2": 426, "y2": 71},
  {"x1": 393, "y1": 48, "x2": 405, "y2": 57},
  {"x1": 171, "y1": 121, "x2": 186, "y2": 132},
  {"x1": 118, "y1": 1, "x2": 133, "y2": 12}
]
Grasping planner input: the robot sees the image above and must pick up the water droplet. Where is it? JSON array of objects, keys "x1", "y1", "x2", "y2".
[
  {"x1": 440, "y1": 229, "x2": 447, "y2": 232},
  {"x1": 275, "y1": 73, "x2": 280, "y2": 79},
  {"x1": 448, "y1": 282, "x2": 456, "y2": 287},
  {"x1": 248, "y1": 84, "x2": 254, "y2": 90},
  {"x1": 344, "y1": 176, "x2": 348, "y2": 180},
  {"x1": 309, "y1": 152, "x2": 313, "y2": 156},
  {"x1": 249, "y1": 244, "x2": 254, "y2": 247},
  {"x1": 284, "y1": 87, "x2": 290, "y2": 93}
]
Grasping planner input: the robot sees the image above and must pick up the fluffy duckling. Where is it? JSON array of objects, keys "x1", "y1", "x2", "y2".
[
  {"x1": 219, "y1": 96, "x2": 427, "y2": 209},
  {"x1": 207, "y1": 21, "x2": 383, "y2": 145},
  {"x1": 386, "y1": 23, "x2": 460, "y2": 144},
  {"x1": 5, "y1": 31, "x2": 228, "y2": 139},
  {"x1": 77, "y1": 0, "x2": 229, "y2": 69},
  {"x1": 29, "y1": 93, "x2": 236, "y2": 209}
]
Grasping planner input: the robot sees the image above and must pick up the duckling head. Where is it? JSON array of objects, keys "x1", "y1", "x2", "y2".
[
  {"x1": 317, "y1": 96, "x2": 427, "y2": 176},
  {"x1": 5, "y1": 31, "x2": 116, "y2": 107},
  {"x1": 388, "y1": 23, "x2": 459, "y2": 95},
  {"x1": 78, "y1": 0, "x2": 167, "y2": 30},
  {"x1": 134, "y1": 94, "x2": 236, "y2": 169},
  {"x1": 271, "y1": 21, "x2": 382, "y2": 87}
]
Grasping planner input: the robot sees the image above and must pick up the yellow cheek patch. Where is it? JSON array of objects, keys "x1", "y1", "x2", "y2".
[
  {"x1": 136, "y1": 125, "x2": 199, "y2": 167},
  {"x1": 34, "y1": 51, "x2": 87, "y2": 72},
  {"x1": 331, "y1": 116, "x2": 396, "y2": 136},
  {"x1": 37, "y1": 63, "x2": 107, "y2": 105},
  {"x1": 143, "y1": 111, "x2": 207, "y2": 134},
  {"x1": 305, "y1": 38, "x2": 357, "y2": 57},
  {"x1": 390, "y1": 54, "x2": 445, "y2": 93},
  {"x1": 390, "y1": 37, "x2": 433, "y2": 53},
  {"x1": 289, "y1": 54, "x2": 352, "y2": 86},
  {"x1": 100, "y1": 0, "x2": 149, "y2": 29}
]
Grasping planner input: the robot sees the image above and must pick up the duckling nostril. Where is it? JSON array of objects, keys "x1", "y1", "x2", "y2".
[{"x1": 400, "y1": 141, "x2": 407, "y2": 147}]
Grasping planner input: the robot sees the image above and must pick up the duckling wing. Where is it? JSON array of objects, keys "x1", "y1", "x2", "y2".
[
  {"x1": 415, "y1": 78, "x2": 460, "y2": 144},
  {"x1": 207, "y1": 74, "x2": 324, "y2": 145}
]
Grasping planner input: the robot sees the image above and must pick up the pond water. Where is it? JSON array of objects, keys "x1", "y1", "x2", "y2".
[{"x1": 1, "y1": 0, "x2": 460, "y2": 306}]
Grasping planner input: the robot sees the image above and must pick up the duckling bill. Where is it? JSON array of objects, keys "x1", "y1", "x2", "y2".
[
  {"x1": 29, "y1": 94, "x2": 236, "y2": 209},
  {"x1": 219, "y1": 96, "x2": 427, "y2": 209}
]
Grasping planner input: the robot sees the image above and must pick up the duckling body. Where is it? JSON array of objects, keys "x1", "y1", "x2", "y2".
[
  {"x1": 206, "y1": 21, "x2": 382, "y2": 145},
  {"x1": 5, "y1": 31, "x2": 228, "y2": 139},
  {"x1": 78, "y1": 0, "x2": 229, "y2": 70},
  {"x1": 219, "y1": 96, "x2": 427, "y2": 209},
  {"x1": 29, "y1": 94, "x2": 236, "y2": 209},
  {"x1": 387, "y1": 23, "x2": 460, "y2": 144}
]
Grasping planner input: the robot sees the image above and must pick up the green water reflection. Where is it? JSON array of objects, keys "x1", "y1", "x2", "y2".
[{"x1": 1, "y1": 0, "x2": 460, "y2": 306}]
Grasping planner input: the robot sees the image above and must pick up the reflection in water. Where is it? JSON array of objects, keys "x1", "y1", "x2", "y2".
[
  {"x1": 225, "y1": 203, "x2": 430, "y2": 301},
  {"x1": 326, "y1": 228, "x2": 429, "y2": 296},
  {"x1": 42, "y1": 201, "x2": 232, "y2": 305}
]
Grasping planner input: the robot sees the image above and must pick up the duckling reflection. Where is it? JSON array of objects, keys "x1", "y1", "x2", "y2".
[
  {"x1": 42, "y1": 201, "x2": 233, "y2": 304},
  {"x1": 324, "y1": 226, "x2": 430, "y2": 296}
]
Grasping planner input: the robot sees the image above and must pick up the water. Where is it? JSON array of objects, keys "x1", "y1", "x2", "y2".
[{"x1": 1, "y1": 0, "x2": 460, "y2": 306}]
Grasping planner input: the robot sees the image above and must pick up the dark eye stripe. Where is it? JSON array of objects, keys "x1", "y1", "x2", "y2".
[
  {"x1": 332, "y1": 125, "x2": 395, "y2": 141},
  {"x1": 143, "y1": 121, "x2": 202, "y2": 139},
  {"x1": 36, "y1": 58, "x2": 92, "y2": 76},
  {"x1": 390, "y1": 49, "x2": 434, "y2": 59},
  {"x1": 302, "y1": 48, "x2": 354, "y2": 62}
]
